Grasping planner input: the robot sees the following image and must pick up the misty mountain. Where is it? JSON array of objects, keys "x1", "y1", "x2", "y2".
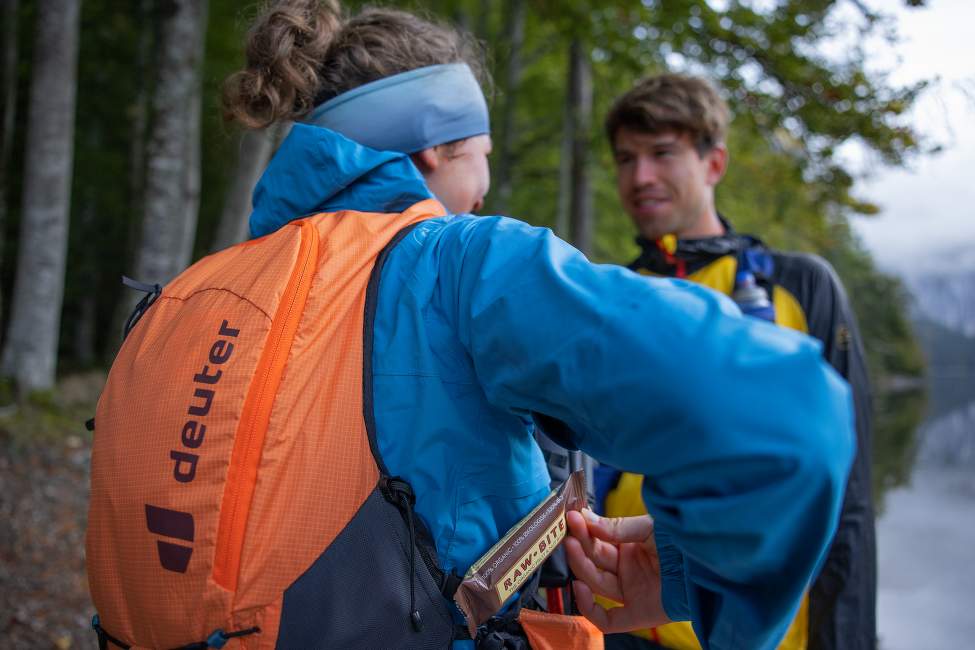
[
  {"x1": 904, "y1": 269, "x2": 975, "y2": 337},
  {"x1": 911, "y1": 315, "x2": 975, "y2": 415}
]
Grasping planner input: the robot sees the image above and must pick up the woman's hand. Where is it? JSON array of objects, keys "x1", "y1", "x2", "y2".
[{"x1": 564, "y1": 509, "x2": 671, "y2": 633}]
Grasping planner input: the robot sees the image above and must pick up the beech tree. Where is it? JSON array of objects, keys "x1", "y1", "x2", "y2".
[
  {"x1": 0, "y1": 0, "x2": 20, "y2": 328},
  {"x1": 1, "y1": 0, "x2": 81, "y2": 392},
  {"x1": 127, "y1": 0, "x2": 209, "y2": 290}
]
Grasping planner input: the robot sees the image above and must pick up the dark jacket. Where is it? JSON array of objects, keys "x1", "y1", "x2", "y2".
[{"x1": 629, "y1": 222, "x2": 877, "y2": 650}]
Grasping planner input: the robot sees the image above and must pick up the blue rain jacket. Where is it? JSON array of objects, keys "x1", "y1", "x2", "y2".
[{"x1": 250, "y1": 124, "x2": 855, "y2": 650}]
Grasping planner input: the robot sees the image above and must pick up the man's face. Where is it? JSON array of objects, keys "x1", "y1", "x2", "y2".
[
  {"x1": 422, "y1": 134, "x2": 492, "y2": 214},
  {"x1": 612, "y1": 128, "x2": 726, "y2": 240}
]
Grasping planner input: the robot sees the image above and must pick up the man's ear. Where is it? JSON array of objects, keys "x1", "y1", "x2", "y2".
[
  {"x1": 706, "y1": 144, "x2": 728, "y2": 186},
  {"x1": 410, "y1": 147, "x2": 440, "y2": 174}
]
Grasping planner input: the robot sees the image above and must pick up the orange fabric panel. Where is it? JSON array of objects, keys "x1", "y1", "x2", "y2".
[
  {"x1": 519, "y1": 609, "x2": 604, "y2": 650},
  {"x1": 233, "y1": 200, "x2": 444, "y2": 610},
  {"x1": 213, "y1": 220, "x2": 320, "y2": 592},
  {"x1": 87, "y1": 199, "x2": 446, "y2": 647},
  {"x1": 88, "y1": 254, "x2": 282, "y2": 647}
]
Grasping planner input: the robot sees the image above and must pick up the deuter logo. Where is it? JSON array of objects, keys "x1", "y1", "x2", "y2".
[
  {"x1": 145, "y1": 504, "x2": 194, "y2": 572},
  {"x1": 170, "y1": 319, "x2": 240, "y2": 483},
  {"x1": 145, "y1": 319, "x2": 240, "y2": 573}
]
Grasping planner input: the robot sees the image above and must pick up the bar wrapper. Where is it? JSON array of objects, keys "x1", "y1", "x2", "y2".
[{"x1": 454, "y1": 470, "x2": 587, "y2": 637}]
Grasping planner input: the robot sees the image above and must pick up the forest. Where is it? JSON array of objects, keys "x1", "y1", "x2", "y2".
[{"x1": 0, "y1": 0, "x2": 929, "y2": 400}]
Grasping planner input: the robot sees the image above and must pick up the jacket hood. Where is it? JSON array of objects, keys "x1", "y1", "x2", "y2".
[{"x1": 249, "y1": 123, "x2": 436, "y2": 238}]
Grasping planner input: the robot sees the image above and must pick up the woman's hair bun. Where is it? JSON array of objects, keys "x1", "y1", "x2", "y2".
[{"x1": 223, "y1": 0, "x2": 342, "y2": 129}]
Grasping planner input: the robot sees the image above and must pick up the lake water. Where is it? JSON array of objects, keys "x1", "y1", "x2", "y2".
[{"x1": 875, "y1": 378, "x2": 975, "y2": 648}]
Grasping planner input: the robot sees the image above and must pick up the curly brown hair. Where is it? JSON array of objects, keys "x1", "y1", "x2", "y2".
[
  {"x1": 222, "y1": 1, "x2": 487, "y2": 129},
  {"x1": 605, "y1": 73, "x2": 730, "y2": 156}
]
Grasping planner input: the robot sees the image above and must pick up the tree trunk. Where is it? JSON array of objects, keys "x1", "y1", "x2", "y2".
[
  {"x1": 0, "y1": 0, "x2": 81, "y2": 392},
  {"x1": 178, "y1": 1, "x2": 207, "y2": 264},
  {"x1": 73, "y1": 195, "x2": 97, "y2": 366},
  {"x1": 567, "y1": 40, "x2": 593, "y2": 256},
  {"x1": 555, "y1": 61, "x2": 572, "y2": 240},
  {"x1": 106, "y1": 0, "x2": 152, "y2": 353},
  {"x1": 211, "y1": 127, "x2": 275, "y2": 251},
  {"x1": 493, "y1": 0, "x2": 526, "y2": 214},
  {"x1": 130, "y1": 0, "x2": 208, "y2": 289},
  {"x1": 561, "y1": 40, "x2": 596, "y2": 500},
  {"x1": 0, "y1": 0, "x2": 21, "y2": 332}
]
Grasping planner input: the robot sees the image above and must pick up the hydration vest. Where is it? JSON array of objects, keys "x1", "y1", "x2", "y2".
[{"x1": 86, "y1": 201, "x2": 464, "y2": 649}]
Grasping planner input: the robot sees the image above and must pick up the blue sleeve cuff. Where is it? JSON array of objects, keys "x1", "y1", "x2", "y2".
[{"x1": 655, "y1": 526, "x2": 691, "y2": 623}]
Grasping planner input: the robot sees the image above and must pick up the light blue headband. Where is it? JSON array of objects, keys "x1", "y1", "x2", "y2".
[{"x1": 303, "y1": 63, "x2": 490, "y2": 154}]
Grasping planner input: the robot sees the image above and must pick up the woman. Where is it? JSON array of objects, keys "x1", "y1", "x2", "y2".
[
  {"x1": 89, "y1": 2, "x2": 853, "y2": 649},
  {"x1": 226, "y1": 1, "x2": 854, "y2": 647}
]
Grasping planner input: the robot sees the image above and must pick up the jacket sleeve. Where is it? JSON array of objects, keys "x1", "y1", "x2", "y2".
[
  {"x1": 775, "y1": 253, "x2": 877, "y2": 650},
  {"x1": 437, "y1": 216, "x2": 856, "y2": 650}
]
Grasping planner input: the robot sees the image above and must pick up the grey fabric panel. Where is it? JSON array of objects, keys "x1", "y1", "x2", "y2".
[{"x1": 277, "y1": 485, "x2": 454, "y2": 649}]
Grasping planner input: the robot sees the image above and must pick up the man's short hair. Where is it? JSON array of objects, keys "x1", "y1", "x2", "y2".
[{"x1": 605, "y1": 73, "x2": 730, "y2": 155}]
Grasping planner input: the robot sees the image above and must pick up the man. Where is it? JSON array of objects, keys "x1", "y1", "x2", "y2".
[{"x1": 592, "y1": 73, "x2": 876, "y2": 650}]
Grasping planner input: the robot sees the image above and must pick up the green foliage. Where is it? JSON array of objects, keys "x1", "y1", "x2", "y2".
[
  {"x1": 0, "y1": 0, "x2": 927, "y2": 389},
  {"x1": 462, "y1": 0, "x2": 927, "y2": 385},
  {"x1": 0, "y1": 376, "x2": 14, "y2": 406}
]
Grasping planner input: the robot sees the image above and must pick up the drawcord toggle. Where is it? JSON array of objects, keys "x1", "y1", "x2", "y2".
[
  {"x1": 384, "y1": 476, "x2": 424, "y2": 632},
  {"x1": 204, "y1": 627, "x2": 261, "y2": 649}
]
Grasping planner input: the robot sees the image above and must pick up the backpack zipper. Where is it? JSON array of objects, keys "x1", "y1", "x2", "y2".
[{"x1": 213, "y1": 219, "x2": 319, "y2": 592}]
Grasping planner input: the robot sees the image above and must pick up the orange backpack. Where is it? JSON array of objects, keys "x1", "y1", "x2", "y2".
[{"x1": 87, "y1": 200, "x2": 459, "y2": 649}]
